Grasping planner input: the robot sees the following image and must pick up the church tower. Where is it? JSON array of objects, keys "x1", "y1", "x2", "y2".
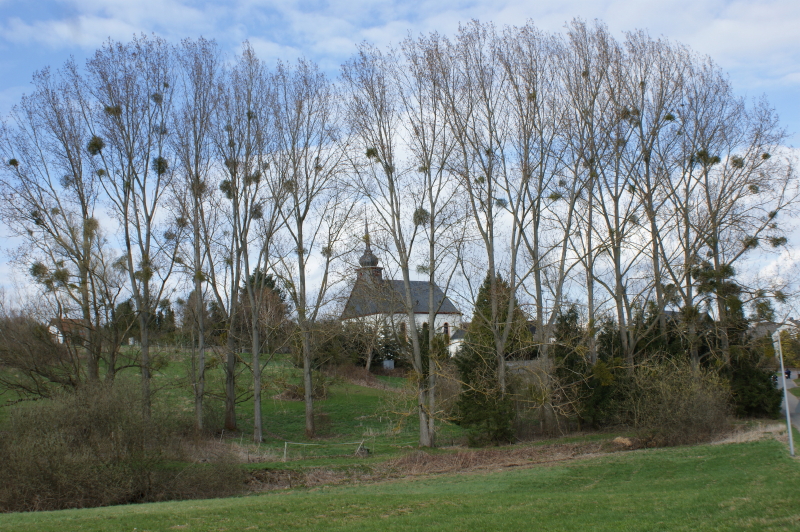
[{"x1": 356, "y1": 223, "x2": 382, "y2": 282}]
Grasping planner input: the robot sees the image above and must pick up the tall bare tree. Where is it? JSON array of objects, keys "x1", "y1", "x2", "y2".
[
  {"x1": 343, "y1": 38, "x2": 465, "y2": 446},
  {"x1": 85, "y1": 35, "x2": 180, "y2": 415},
  {"x1": 0, "y1": 65, "x2": 119, "y2": 383},
  {"x1": 271, "y1": 59, "x2": 352, "y2": 438},
  {"x1": 171, "y1": 37, "x2": 221, "y2": 431},
  {"x1": 435, "y1": 22, "x2": 536, "y2": 394},
  {"x1": 205, "y1": 43, "x2": 279, "y2": 435}
]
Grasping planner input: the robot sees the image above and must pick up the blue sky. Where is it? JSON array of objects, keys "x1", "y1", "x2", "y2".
[
  {"x1": 1, "y1": 0, "x2": 799, "y2": 145},
  {"x1": 1, "y1": 0, "x2": 799, "y2": 304}
]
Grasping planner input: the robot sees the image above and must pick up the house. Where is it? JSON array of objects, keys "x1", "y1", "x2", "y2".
[
  {"x1": 340, "y1": 235, "x2": 462, "y2": 356},
  {"x1": 49, "y1": 318, "x2": 92, "y2": 345},
  {"x1": 750, "y1": 318, "x2": 800, "y2": 340}
]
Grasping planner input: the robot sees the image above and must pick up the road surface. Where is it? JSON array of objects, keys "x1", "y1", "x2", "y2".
[{"x1": 777, "y1": 371, "x2": 800, "y2": 430}]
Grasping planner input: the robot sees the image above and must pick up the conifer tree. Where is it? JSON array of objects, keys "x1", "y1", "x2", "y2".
[{"x1": 454, "y1": 275, "x2": 531, "y2": 445}]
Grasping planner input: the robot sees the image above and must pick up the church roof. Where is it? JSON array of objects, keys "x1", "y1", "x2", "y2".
[{"x1": 341, "y1": 278, "x2": 461, "y2": 320}]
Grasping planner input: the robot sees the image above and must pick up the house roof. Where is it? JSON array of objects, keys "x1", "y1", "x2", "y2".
[
  {"x1": 750, "y1": 319, "x2": 800, "y2": 338},
  {"x1": 341, "y1": 278, "x2": 461, "y2": 320},
  {"x1": 450, "y1": 328, "x2": 466, "y2": 341}
]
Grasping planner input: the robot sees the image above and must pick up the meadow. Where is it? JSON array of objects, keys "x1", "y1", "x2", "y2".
[
  {"x1": 0, "y1": 436, "x2": 798, "y2": 531},
  {"x1": 2, "y1": 348, "x2": 798, "y2": 530}
]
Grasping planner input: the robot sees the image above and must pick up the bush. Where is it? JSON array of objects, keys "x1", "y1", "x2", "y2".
[
  {"x1": 275, "y1": 370, "x2": 329, "y2": 400},
  {"x1": 728, "y1": 349, "x2": 781, "y2": 418},
  {"x1": 622, "y1": 359, "x2": 732, "y2": 446},
  {"x1": 0, "y1": 382, "x2": 243, "y2": 512},
  {"x1": 453, "y1": 347, "x2": 514, "y2": 446},
  {"x1": 0, "y1": 313, "x2": 82, "y2": 397}
]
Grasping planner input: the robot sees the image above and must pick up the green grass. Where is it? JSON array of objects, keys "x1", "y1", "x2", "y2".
[
  {"x1": 1, "y1": 345, "x2": 461, "y2": 466},
  {"x1": 1, "y1": 438, "x2": 798, "y2": 531},
  {"x1": 8, "y1": 346, "x2": 455, "y2": 456}
]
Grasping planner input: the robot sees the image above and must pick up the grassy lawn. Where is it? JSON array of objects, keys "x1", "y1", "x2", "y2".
[
  {"x1": 5, "y1": 349, "x2": 799, "y2": 530},
  {"x1": 1, "y1": 438, "x2": 798, "y2": 531},
  {"x1": 0, "y1": 347, "x2": 429, "y2": 458},
  {"x1": 0, "y1": 346, "x2": 454, "y2": 460}
]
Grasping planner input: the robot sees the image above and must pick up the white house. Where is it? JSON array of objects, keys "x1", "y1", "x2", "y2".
[
  {"x1": 49, "y1": 318, "x2": 91, "y2": 345},
  {"x1": 340, "y1": 236, "x2": 463, "y2": 356}
]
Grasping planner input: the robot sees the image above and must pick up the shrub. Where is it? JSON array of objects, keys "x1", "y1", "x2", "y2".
[
  {"x1": 0, "y1": 313, "x2": 82, "y2": 397},
  {"x1": 728, "y1": 348, "x2": 781, "y2": 418},
  {"x1": 0, "y1": 382, "x2": 243, "y2": 512},
  {"x1": 275, "y1": 373, "x2": 329, "y2": 401},
  {"x1": 622, "y1": 359, "x2": 732, "y2": 446},
  {"x1": 453, "y1": 346, "x2": 514, "y2": 446}
]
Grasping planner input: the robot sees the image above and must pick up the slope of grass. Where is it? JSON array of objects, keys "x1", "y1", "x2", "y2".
[
  {"x1": 103, "y1": 350, "x2": 458, "y2": 462},
  {"x1": 0, "y1": 348, "x2": 443, "y2": 469},
  {"x1": 1, "y1": 346, "x2": 460, "y2": 464},
  {"x1": 2, "y1": 438, "x2": 798, "y2": 531}
]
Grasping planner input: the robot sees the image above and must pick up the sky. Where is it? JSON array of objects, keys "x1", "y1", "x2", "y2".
[
  {"x1": 1, "y1": 0, "x2": 799, "y2": 310},
  {"x1": 1, "y1": 0, "x2": 798, "y2": 142}
]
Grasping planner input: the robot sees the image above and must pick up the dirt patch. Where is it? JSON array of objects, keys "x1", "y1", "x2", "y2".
[
  {"x1": 245, "y1": 440, "x2": 605, "y2": 492},
  {"x1": 386, "y1": 441, "x2": 604, "y2": 475},
  {"x1": 324, "y1": 365, "x2": 402, "y2": 391},
  {"x1": 247, "y1": 466, "x2": 384, "y2": 491},
  {"x1": 246, "y1": 424, "x2": 797, "y2": 494}
]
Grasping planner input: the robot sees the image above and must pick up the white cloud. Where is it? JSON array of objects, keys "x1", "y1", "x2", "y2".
[
  {"x1": 1, "y1": 0, "x2": 800, "y2": 293},
  {"x1": 0, "y1": 0, "x2": 219, "y2": 49},
  {"x1": 2, "y1": 15, "x2": 140, "y2": 48},
  {"x1": 755, "y1": 246, "x2": 800, "y2": 288},
  {"x1": 246, "y1": 37, "x2": 302, "y2": 65}
]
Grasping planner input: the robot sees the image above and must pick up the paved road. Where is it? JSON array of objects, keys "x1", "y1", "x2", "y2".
[{"x1": 777, "y1": 372, "x2": 800, "y2": 430}]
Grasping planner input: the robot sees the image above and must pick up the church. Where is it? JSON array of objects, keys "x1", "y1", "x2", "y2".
[{"x1": 340, "y1": 235, "x2": 463, "y2": 354}]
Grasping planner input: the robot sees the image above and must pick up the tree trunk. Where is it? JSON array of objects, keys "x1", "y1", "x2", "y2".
[
  {"x1": 302, "y1": 327, "x2": 315, "y2": 438},
  {"x1": 252, "y1": 321, "x2": 262, "y2": 442},
  {"x1": 138, "y1": 308, "x2": 151, "y2": 418},
  {"x1": 224, "y1": 330, "x2": 237, "y2": 431}
]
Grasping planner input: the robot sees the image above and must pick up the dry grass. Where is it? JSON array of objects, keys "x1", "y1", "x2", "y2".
[
  {"x1": 387, "y1": 441, "x2": 603, "y2": 474},
  {"x1": 324, "y1": 364, "x2": 403, "y2": 391},
  {"x1": 328, "y1": 364, "x2": 386, "y2": 389},
  {"x1": 245, "y1": 440, "x2": 606, "y2": 492},
  {"x1": 713, "y1": 422, "x2": 790, "y2": 445},
  {"x1": 244, "y1": 421, "x2": 800, "y2": 494}
]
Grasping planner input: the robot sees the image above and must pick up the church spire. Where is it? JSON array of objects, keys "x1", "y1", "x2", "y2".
[
  {"x1": 357, "y1": 219, "x2": 382, "y2": 281},
  {"x1": 359, "y1": 220, "x2": 379, "y2": 268}
]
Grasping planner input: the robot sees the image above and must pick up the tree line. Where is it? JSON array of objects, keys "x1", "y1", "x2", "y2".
[{"x1": 1, "y1": 19, "x2": 797, "y2": 446}]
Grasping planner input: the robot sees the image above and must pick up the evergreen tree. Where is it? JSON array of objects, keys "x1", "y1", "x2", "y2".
[{"x1": 453, "y1": 275, "x2": 530, "y2": 445}]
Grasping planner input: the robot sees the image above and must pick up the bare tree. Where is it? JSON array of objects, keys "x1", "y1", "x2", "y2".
[
  {"x1": 435, "y1": 22, "x2": 536, "y2": 394},
  {"x1": 495, "y1": 23, "x2": 579, "y2": 360},
  {"x1": 0, "y1": 64, "x2": 124, "y2": 383},
  {"x1": 205, "y1": 43, "x2": 279, "y2": 435},
  {"x1": 271, "y1": 59, "x2": 352, "y2": 438},
  {"x1": 398, "y1": 36, "x2": 468, "y2": 445},
  {"x1": 85, "y1": 35, "x2": 180, "y2": 416},
  {"x1": 342, "y1": 38, "x2": 466, "y2": 446},
  {"x1": 689, "y1": 97, "x2": 796, "y2": 363},
  {"x1": 171, "y1": 37, "x2": 221, "y2": 431}
]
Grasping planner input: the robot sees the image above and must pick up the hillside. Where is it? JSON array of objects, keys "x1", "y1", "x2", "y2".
[{"x1": 1, "y1": 426, "x2": 798, "y2": 531}]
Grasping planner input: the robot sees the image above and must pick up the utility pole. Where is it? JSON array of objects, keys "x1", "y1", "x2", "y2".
[{"x1": 772, "y1": 326, "x2": 795, "y2": 457}]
